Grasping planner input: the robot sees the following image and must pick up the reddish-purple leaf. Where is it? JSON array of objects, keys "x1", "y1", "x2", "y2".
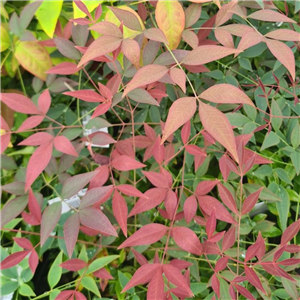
[
  {"x1": 162, "y1": 97, "x2": 196, "y2": 143},
  {"x1": 13, "y1": 237, "x2": 33, "y2": 250},
  {"x1": 234, "y1": 284, "x2": 255, "y2": 300},
  {"x1": 19, "y1": 132, "x2": 53, "y2": 146},
  {"x1": 121, "y1": 39, "x2": 140, "y2": 69},
  {"x1": 199, "y1": 101, "x2": 239, "y2": 163},
  {"x1": 46, "y1": 62, "x2": 80, "y2": 75},
  {"x1": 170, "y1": 259, "x2": 192, "y2": 270},
  {"x1": 266, "y1": 39, "x2": 295, "y2": 81},
  {"x1": 18, "y1": 116, "x2": 44, "y2": 131},
  {"x1": 182, "y1": 29, "x2": 199, "y2": 49},
  {"x1": 265, "y1": 29, "x2": 300, "y2": 41},
  {"x1": 64, "y1": 213, "x2": 80, "y2": 258},
  {"x1": 116, "y1": 184, "x2": 145, "y2": 198},
  {"x1": 89, "y1": 21, "x2": 122, "y2": 38},
  {"x1": 122, "y1": 264, "x2": 162, "y2": 292},
  {"x1": 181, "y1": 121, "x2": 191, "y2": 144},
  {"x1": 80, "y1": 186, "x2": 113, "y2": 208},
  {"x1": 185, "y1": 145, "x2": 206, "y2": 156},
  {"x1": 164, "y1": 190, "x2": 177, "y2": 219},
  {"x1": 118, "y1": 224, "x2": 168, "y2": 249},
  {"x1": 163, "y1": 264, "x2": 193, "y2": 296},
  {"x1": 281, "y1": 219, "x2": 300, "y2": 245},
  {"x1": 55, "y1": 290, "x2": 74, "y2": 300},
  {"x1": 112, "y1": 191, "x2": 128, "y2": 237},
  {"x1": 183, "y1": 195, "x2": 197, "y2": 224},
  {"x1": 211, "y1": 273, "x2": 220, "y2": 298},
  {"x1": 109, "y1": 7, "x2": 142, "y2": 32},
  {"x1": 64, "y1": 90, "x2": 106, "y2": 102},
  {"x1": 222, "y1": 226, "x2": 236, "y2": 252},
  {"x1": 0, "y1": 93, "x2": 40, "y2": 114},
  {"x1": 182, "y1": 45, "x2": 241, "y2": 66},
  {"x1": 245, "y1": 240, "x2": 264, "y2": 262},
  {"x1": 60, "y1": 258, "x2": 87, "y2": 271},
  {"x1": 41, "y1": 202, "x2": 62, "y2": 246},
  {"x1": 111, "y1": 155, "x2": 146, "y2": 171},
  {"x1": 131, "y1": 249, "x2": 148, "y2": 266},
  {"x1": 244, "y1": 266, "x2": 265, "y2": 292},
  {"x1": 74, "y1": 0, "x2": 91, "y2": 19},
  {"x1": 195, "y1": 180, "x2": 219, "y2": 196},
  {"x1": 1, "y1": 133, "x2": 11, "y2": 154},
  {"x1": 29, "y1": 250, "x2": 39, "y2": 274},
  {"x1": 242, "y1": 187, "x2": 263, "y2": 215},
  {"x1": 123, "y1": 65, "x2": 169, "y2": 96},
  {"x1": 54, "y1": 136, "x2": 78, "y2": 157},
  {"x1": 79, "y1": 207, "x2": 117, "y2": 236},
  {"x1": 127, "y1": 88, "x2": 159, "y2": 106},
  {"x1": 25, "y1": 142, "x2": 53, "y2": 190},
  {"x1": 2, "y1": 182, "x2": 25, "y2": 195},
  {"x1": 28, "y1": 189, "x2": 41, "y2": 223},
  {"x1": 0, "y1": 250, "x2": 30, "y2": 269},
  {"x1": 144, "y1": 28, "x2": 168, "y2": 44},
  {"x1": 93, "y1": 267, "x2": 113, "y2": 279},
  {"x1": 206, "y1": 210, "x2": 216, "y2": 240},
  {"x1": 278, "y1": 258, "x2": 300, "y2": 266},
  {"x1": 247, "y1": 9, "x2": 296, "y2": 23},
  {"x1": 218, "y1": 183, "x2": 238, "y2": 214},
  {"x1": 142, "y1": 171, "x2": 170, "y2": 188},
  {"x1": 215, "y1": 257, "x2": 228, "y2": 272},
  {"x1": 147, "y1": 270, "x2": 165, "y2": 300},
  {"x1": 172, "y1": 227, "x2": 202, "y2": 255}
]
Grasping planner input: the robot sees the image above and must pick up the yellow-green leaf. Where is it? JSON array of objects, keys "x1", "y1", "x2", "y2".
[
  {"x1": 35, "y1": 1, "x2": 63, "y2": 38},
  {"x1": 15, "y1": 41, "x2": 52, "y2": 81},
  {"x1": 73, "y1": 0, "x2": 101, "y2": 19},
  {"x1": 155, "y1": 0, "x2": 185, "y2": 50},
  {"x1": 1, "y1": 25, "x2": 10, "y2": 52}
]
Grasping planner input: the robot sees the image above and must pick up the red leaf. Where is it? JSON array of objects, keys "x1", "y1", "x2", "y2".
[
  {"x1": 118, "y1": 224, "x2": 168, "y2": 249},
  {"x1": 91, "y1": 102, "x2": 111, "y2": 119},
  {"x1": 29, "y1": 249, "x2": 39, "y2": 274},
  {"x1": 19, "y1": 132, "x2": 53, "y2": 146},
  {"x1": 0, "y1": 250, "x2": 30, "y2": 269},
  {"x1": 185, "y1": 145, "x2": 206, "y2": 156},
  {"x1": 147, "y1": 270, "x2": 165, "y2": 300},
  {"x1": 74, "y1": 292, "x2": 86, "y2": 300},
  {"x1": 131, "y1": 249, "x2": 148, "y2": 266},
  {"x1": 198, "y1": 196, "x2": 237, "y2": 224},
  {"x1": 0, "y1": 93, "x2": 40, "y2": 114},
  {"x1": 55, "y1": 290, "x2": 74, "y2": 300},
  {"x1": 79, "y1": 207, "x2": 117, "y2": 236},
  {"x1": 206, "y1": 210, "x2": 216, "y2": 240},
  {"x1": 153, "y1": 136, "x2": 165, "y2": 164},
  {"x1": 111, "y1": 155, "x2": 146, "y2": 171},
  {"x1": 74, "y1": 0, "x2": 91, "y2": 18},
  {"x1": 245, "y1": 240, "x2": 264, "y2": 262},
  {"x1": 245, "y1": 266, "x2": 265, "y2": 292},
  {"x1": 172, "y1": 227, "x2": 202, "y2": 255},
  {"x1": 60, "y1": 258, "x2": 87, "y2": 271},
  {"x1": 142, "y1": 171, "x2": 170, "y2": 188},
  {"x1": 54, "y1": 136, "x2": 78, "y2": 157},
  {"x1": 199, "y1": 101, "x2": 239, "y2": 163},
  {"x1": 47, "y1": 62, "x2": 80, "y2": 75},
  {"x1": 28, "y1": 189, "x2": 41, "y2": 223},
  {"x1": 181, "y1": 121, "x2": 191, "y2": 144},
  {"x1": 242, "y1": 187, "x2": 263, "y2": 215},
  {"x1": 165, "y1": 190, "x2": 177, "y2": 219},
  {"x1": 37, "y1": 89, "x2": 51, "y2": 115},
  {"x1": 144, "y1": 28, "x2": 168, "y2": 44},
  {"x1": 278, "y1": 258, "x2": 300, "y2": 266},
  {"x1": 266, "y1": 39, "x2": 295, "y2": 81},
  {"x1": 222, "y1": 226, "x2": 236, "y2": 252},
  {"x1": 195, "y1": 180, "x2": 219, "y2": 196},
  {"x1": 215, "y1": 257, "x2": 228, "y2": 272},
  {"x1": 121, "y1": 39, "x2": 140, "y2": 69},
  {"x1": 18, "y1": 116, "x2": 44, "y2": 131},
  {"x1": 25, "y1": 142, "x2": 53, "y2": 190},
  {"x1": 183, "y1": 195, "x2": 197, "y2": 224},
  {"x1": 182, "y1": 45, "x2": 241, "y2": 66},
  {"x1": 162, "y1": 97, "x2": 196, "y2": 143},
  {"x1": 78, "y1": 35, "x2": 122, "y2": 67},
  {"x1": 13, "y1": 238, "x2": 33, "y2": 250},
  {"x1": 93, "y1": 268, "x2": 113, "y2": 279},
  {"x1": 80, "y1": 186, "x2": 113, "y2": 208},
  {"x1": 64, "y1": 213, "x2": 80, "y2": 258},
  {"x1": 163, "y1": 264, "x2": 193, "y2": 296},
  {"x1": 211, "y1": 273, "x2": 220, "y2": 298},
  {"x1": 234, "y1": 284, "x2": 255, "y2": 300},
  {"x1": 170, "y1": 68, "x2": 186, "y2": 93},
  {"x1": 116, "y1": 184, "x2": 145, "y2": 198},
  {"x1": 265, "y1": 29, "x2": 300, "y2": 42},
  {"x1": 41, "y1": 202, "x2": 62, "y2": 246},
  {"x1": 199, "y1": 84, "x2": 254, "y2": 107},
  {"x1": 281, "y1": 219, "x2": 300, "y2": 245},
  {"x1": 248, "y1": 9, "x2": 296, "y2": 23},
  {"x1": 112, "y1": 191, "x2": 128, "y2": 237},
  {"x1": 122, "y1": 264, "x2": 162, "y2": 292},
  {"x1": 123, "y1": 65, "x2": 169, "y2": 96},
  {"x1": 64, "y1": 90, "x2": 106, "y2": 102},
  {"x1": 89, "y1": 21, "x2": 122, "y2": 38},
  {"x1": 170, "y1": 259, "x2": 193, "y2": 270},
  {"x1": 218, "y1": 183, "x2": 238, "y2": 214}
]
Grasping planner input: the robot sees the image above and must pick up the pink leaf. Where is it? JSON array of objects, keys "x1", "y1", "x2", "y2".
[
  {"x1": 80, "y1": 186, "x2": 113, "y2": 208},
  {"x1": 131, "y1": 249, "x2": 148, "y2": 266},
  {"x1": 64, "y1": 90, "x2": 106, "y2": 102},
  {"x1": 13, "y1": 237, "x2": 33, "y2": 250},
  {"x1": 199, "y1": 84, "x2": 254, "y2": 107},
  {"x1": 0, "y1": 250, "x2": 30, "y2": 269},
  {"x1": 0, "y1": 93, "x2": 40, "y2": 114},
  {"x1": 46, "y1": 62, "x2": 80, "y2": 75},
  {"x1": 245, "y1": 240, "x2": 264, "y2": 262},
  {"x1": 25, "y1": 142, "x2": 53, "y2": 190},
  {"x1": 28, "y1": 189, "x2": 42, "y2": 223},
  {"x1": 142, "y1": 171, "x2": 170, "y2": 188},
  {"x1": 64, "y1": 213, "x2": 80, "y2": 258},
  {"x1": 247, "y1": 9, "x2": 296, "y2": 23},
  {"x1": 54, "y1": 136, "x2": 78, "y2": 157},
  {"x1": 266, "y1": 39, "x2": 295, "y2": 81},
  {"x1": 60, "y1": 258, "x2": 87, "y2": 271},
  {"x1": 147, "y1": 270, "x2": 165, "y2": 300},
  {"x1": 183, "y1": 195, "x2": 197, "y2": 224},
  {"x1": 218, "y1": 183, "x2": 238, "y2": 214},
  {"x1": 79, "y1": 207, "x2": 117, "y2": 236},
  {"x1": 55, "y1": 290, "x2": 74, "y2": 300},
  {"x1": 18, "y1": 116, "x2": 44, "y2": 131},
  {"x1": 211, "y1": 273, "x2": 220, "y2": 298},
  {"x1": 206, "y1": 210, "x2": 216, "y2": 240},
  {"x1": 74, "y1": 0, "x2": 91, "y2": 19},
  {"x1": 29, "y1": 250, "x2": 39, "y2": 274},
  {"x1": 91, "y1": 102, "x2": 111, "y2": 119},
  {"x1": 89, "y1": 21, "x2": 122, "y2": 38},
  {"x1": 40, "y1": 202, "x2": 62, "y2": 246},
  {"x1": 185, "y1": 145, "x2": 206, "y2": 156},
  {"x1": 116, "y1": 184, "x2": 145, "y2": 198},
  {"x1": 215, "y1": 257, "x2": 228, "y2": 272},
  {"x1": 281, "y1": 219, "x2": 300, "y2": 245},
  {"x1": 238, "y1": 32, "x2": 263, "y2": 51},
  {"x1": 123, "y1": 65, "x2": 169, "y2": 96},
  {"x1": 93, "y1": 267, "x2": 113, "y2": 279},
  {"x1": 144, "y1": 28, "x2": 168, "y2": 44},
  {"x1": 164, "y1": 190, "x2": 177, "y2": 219},
  {"x1": 169, "y1": 68, "x2": 186, "y2": 93},
  {"x1": 172, "y1": 227, "x2": 202, "y2": 255},
  {"x1": 185, "y1": 3, "x2": 202, "y2": 28},
  {"x1": 121, "y1": 39, "x2": 140, "y2": 69},
  {"x1": 111, "y1": 155, "x2": 146, "y2": 171},
  {"x1": 199, "y1": 101, "x2": 239, "y2": 163},
  {"x1": 19, "y1": 132, "x2": 53, "y2": 146},
  {"x1": 181, "y1": 121, "x2": 191, "y2": 144},
  {"x1": 162, "y1": 97, "x2": 196, "y2": 143},
  {"x1": 244, "y1": 266, "x2": 265, "y2": 292},
  {"x1": 112, "y1": 191, "x2": 128, "y2": 237},
  {"x1": 182, "y1": 29, "x2": 199, "y2": 49},
  {"x1": 195, "y1": 180, "x2": 219, "y2": 196},
  {"x1": 118, "y1": 224, "x2": 168, "y2": 249},
  {"x1": 170, "y1": 259, "x2": 192, "y2": 270},
  {"x1": 109, "y1": 7, "x2": 142, "y2": 31},
  {"x1": 242, "y1": 187, "x2": 263, "y2": 215},
  {"x1": 265, "y1": 29, "x2": 300, "y2": 42},
  {"x1": 182, "y1": 45, "x2": 241, "y2": 66},
  {"x1": 234, "y1": 284, "x2": 255, "y2": 300},
  {"x1": 215, "y1": 27, "x2": 234, "y2": 48}
]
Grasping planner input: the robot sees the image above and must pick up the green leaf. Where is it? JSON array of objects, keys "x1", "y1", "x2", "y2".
[
  {"x1": 0, "y1": 25, "x2": 10, "y2": 52},
  {"x1": 118, "y1": 271, "x2": 134, "y2": 294},
  {"x1": 19, "y1": 284, "x2": 36, "y2": 297},
  {"x1": 274, "y1": 168, "x2": 292, "y2": 185},
  {"x1": 81, "y1": 276, "x2": 101, "y2": 297},
  {"x1": 291, "y1": 151, "x2": 300, "y2": 175},
  {"x1": 47, "y1": 251, "x2": 63, "y2": 288},
  {"x1": 261, "y1": 132, "x2": 280, "y2": 151},
  {"x1": 238, "y1": 58, "x2": 253, "y2": 71},
  {"x1": 50, "y1": 289, "x2": 60, "y2": 300},
  {"x1": 271, "y1": 100, "x2": 282, "y2": 131},
  {"x1": 275, "y1": 185, "x2": 290, "y2": 231},
  {"x1": 0, "y1": 281, "x2": 19, "y2": 296},
  {"x1": 291, "y1": 121, "x2": 300, "y2": 148},
  {"x1": 86, "y1": 255, "x2": 119, "y2": 275},
  {"x1": 35, "y1": 1, "x2": 63, "y2": 38}
]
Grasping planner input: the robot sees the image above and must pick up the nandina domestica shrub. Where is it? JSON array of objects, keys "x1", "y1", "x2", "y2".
[{"x1": 1, "y1": 1, "x2": 300, "y2": 299}]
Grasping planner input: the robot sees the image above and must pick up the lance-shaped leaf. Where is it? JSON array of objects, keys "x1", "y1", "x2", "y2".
[
  {"x1": 18, "y1": 116, "x2": 44, "y2": 131},
  {"x1": 19, "y1": 132, "x2": 53, "y2": 146},
  {"x1": 185, "y1": 3, "x2": 202, "y2": 28},
  {"x1": 206, "y1": 210, "x2": 216, "y2": 240},
  {"x1": 54, "y1": 38, "x2": 80, "y2": 60},
  {"x1": 127, "y1": 88, "x2": 159, "y2": 106},
  {"x1": 266, "y1": 39, "x2": 295, "y2": 81},
  {"x1": 13, "y1": 237, "x2": 33, "y2": 250},
  {"x1": 46, "y1": 62, "x2": 80, "y2": 75},
  {"x1": 155, "y1": 0, "x2": 185, "y2": 49},
  {"x1": 144, "y1": 28, "x2": 168, "y2": 44},
  {"x1": 247, "y1": 9, "x2": 296, "y2": 23},
  {"x1": 170, "y1": 68, "x2": 186, "y2": 93},
  {"x1": 172, "y1": 227, "x2": 202, "y2": 255},
  {"x1": 142, "y1": 171, "x2": 170, "y2": 188},
  {"x1": 118, "y1": 224, "x2": 168, "y2": 248},
  {"x1": 54, "y1": 136, "x2": 78, "y2": 157},
  {"x1": 123, "y1": 65, "x2": 169, "y2": 96},
  {"x1": 38, "y1": 89, "x2": 51, "y2": 114},
  {"x1": 64, "y1": 213, "x2": 80, "y2": 258},
  {"x1": 222, "y1": 226, "x2": 236, "y2": 252},
  {"x1": 162, "y1": 97, "x2": 196, "y2": 143},
  {"x1": 182, "y1": 45, "x2": 241, "y2": 66},
  {"x1": 183, "y1": 195, "x2": 197, "y2": 224},
  {"x1": 121, "y1": 39, "x2": 140, "y2": 69},
  {"x1": 80, "y1": 186, "x2": 113, "y2": 209},
  {"x1": 199, "y1": 84, "x2": 254, "y2": 107},
  {"x1": 78, "y1": 35, "x2": 122, "y2": 67},
  {"x1": 80, "y1": 207, "x2": 117, "y2": 236},
  {"x1": 40, "y1": 202, "x2": 62, "y2": 245},
  {"x1": 89, "y1": 21, "x2": 122, "y2": 38},
  {"x1": 211, "y1": 274, "x2": 220, "y2": 298},
  {"x1": 281, "y1": 219, "x2": 300, "y2": 245},
  {"x1": 244, "y1": 266, "x2": 265, "y2": 292},
  {"x1": 242, "y1": 187, "x2": 263, "y2": 215},
  {"x1": 116, "y1": 185, "x2": 144, "y2": 198},
  {"x1": 147, "y1": 270, "x2": 165, "y2": 300},
  {"x1": 199, "y1": 101, "x2": 239, "y2": 163},
  {"x1": 25, "y1": 141, "x2": 53, "y2": 190},
  {"x1": 0, "y1": 250, "x2": 30, "y2": 269},
  {"x1": 111, "y1": 155, "x2": 146, "y2": 171},
  {"x1": 238, "y1": 32, "x2": 263, "y2": 51},
  {"x1": 86, "y1": 255, "x2": 119, "y2": 275},
  {"x1": 218, "y1": 183, "x2": 238, "y2": 214},
  {"x1": 1, "y1": 93, "x2": 40, "y2": 114},
  {"x1": 265, "y1": 29, "x2": 300, "y2": 42},
  {"x1": 131, "y1": 249, "x2": 148, "y2": 266},
  {"x1": 29, "y1": 250, "x2": 39, "y2": 274},
  {"x1": 64, "y1": 90, "x2": 106, "y2": 102},
  {"x1": 112, "y1": 191, "x2": 128, "y2": 237},
  {"x1": 60, "y1": 258, "x2": 87, "y2": 271}
]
